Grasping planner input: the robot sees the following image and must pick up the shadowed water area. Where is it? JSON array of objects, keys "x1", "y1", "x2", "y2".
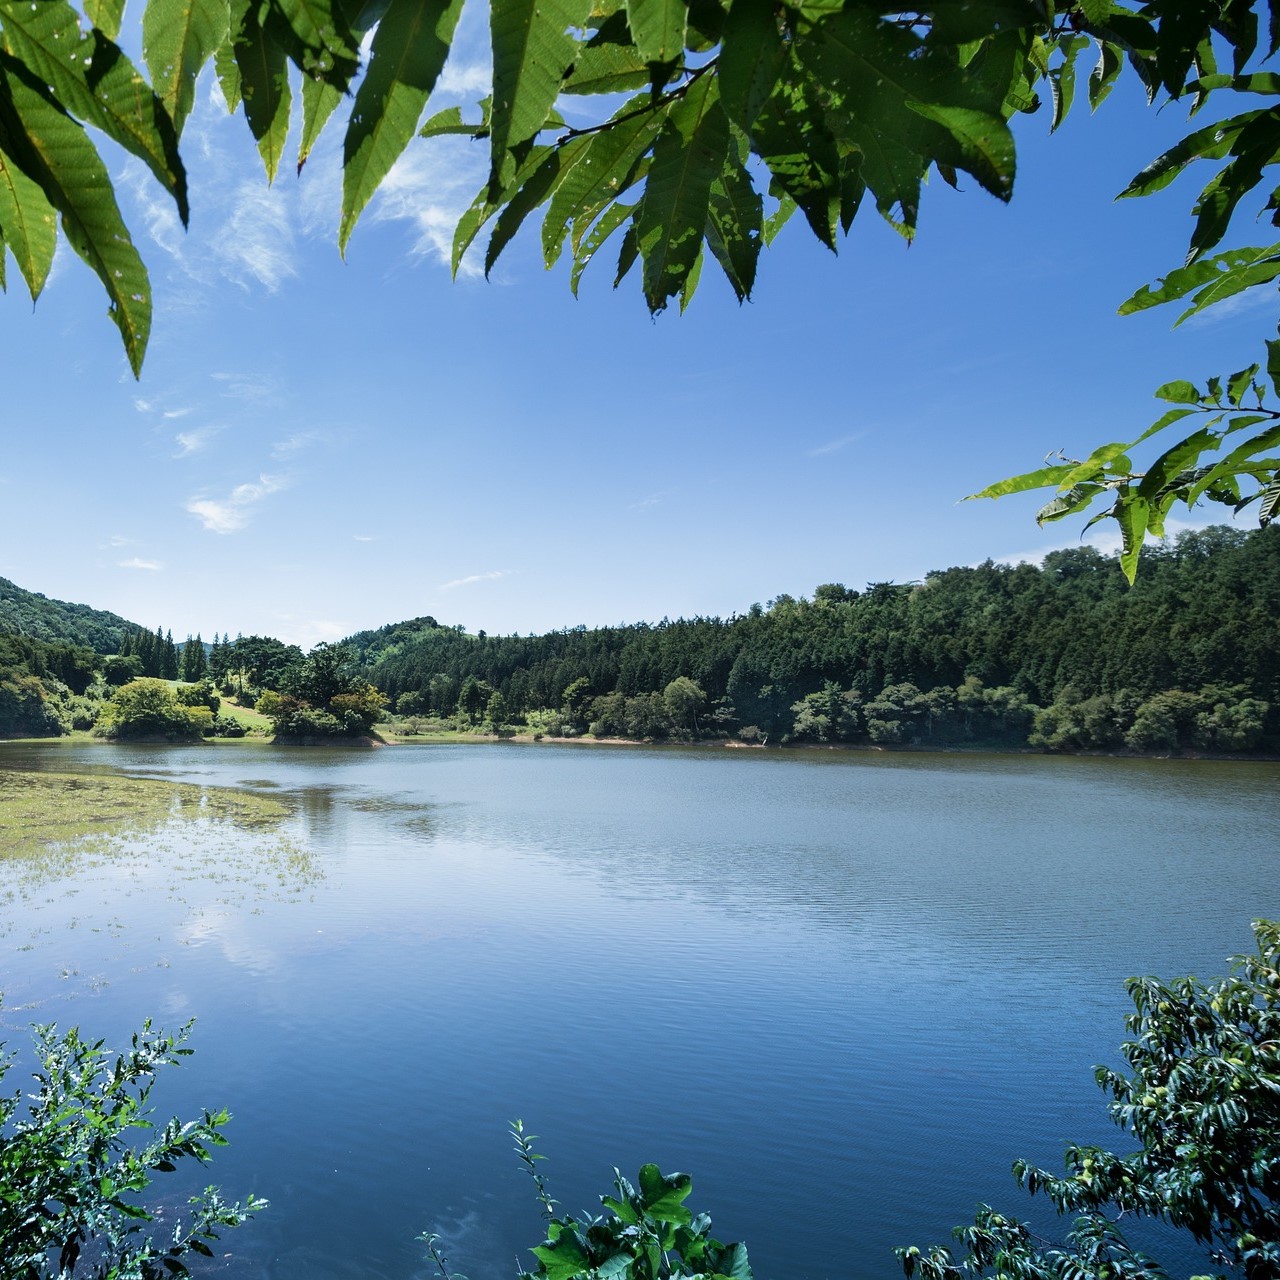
[{"x1": 1, "y1": 740, "x2": 1276, "y2": 1280}]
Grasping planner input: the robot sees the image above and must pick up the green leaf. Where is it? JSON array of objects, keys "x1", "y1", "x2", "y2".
[
  {"x1": 1036, "y1": 483, "x2": 1106, "y2": 524},
  {"x1": 1187, "y1": 423, "x2": 1280, "y2": 505},
  {"x1": 626, "y1": 0, "x2": 687, "y2": 66},
  {"x1": 752, "y1": 76, "x2": 841, "y2": 249},
  {"x1": 1119, "y1": 112, "x2": 1260, "y2": 199},
  {"x1": 1119, "y1": 243, "x2": 1280, "y2": 321},
  {"x1": 1137, "y1": 427, "x2": 1220, "y2": 499},
  {"x1": 966, "y1": 464, "x2": 1075, "y2": 500},
  {"x1": 614, "y1": 219, "x2": 638, "y2": 285},
  {"x1": 1227, "y1": 363, "x2": 1259, "y2": 406},
  {"x1": 230, "y1": 0, "x2": 292, "y2": 182},
  {"x1": 904, "y1": 101, "x2": 1016, "y2": 202},
  {"x1": 762, "y1": 190, "x2": 793, "y2": 244},
  {"x1": 569, "y1": 198, "x2": 634, "y2": 295},
  {"x1": 1115, "y1": 492, "x2": 1150, "y2": 584},
  {"x1": 452, "y1": 142, "x2": 553, "y2": 274},
  {"x1": 214, "y1": 34, "x2": 242, "y2": 112},
  {"x1": 717, "y1": 0, "x2": 784, "y2": 135},
  {"x1": 84, "y1": 0, "x2": 126, "y2": 41},
  {"x1": 142, "y1": 0, "x2": 230, "y2": 136},
  {"x1": 489, "y1": 0, "x2": 593, "y2": 193},
  {"x1": 704, "y1": 149, "x2": 761, "y2": 301},
  {"x1": 1088, "y1": 39, "x2": 1122, "y2": 109},
  {"x1": 298, "y1": 72, "x2": 342, "y2": 172},
  {"x1": 635, "y1": 72, "x2": 728, "y2": 310},
  {"x1": 0, "y1": 54, "x2": 151, "y2": 374},
  {"x1": 678, "y1": 241, "x2": 702, "y2": 310},
  {"x1": 543, "y1": 95, "x2": 667, "y2": 265},
  {"x1": 420, "y1": 101, "x2": 491, "y2": 138},
  {"x1": 562, "y1": 41, "x2": 650, "y2": 95},
  {"x1": 0, "y1": 0, "x2": 188, "y2": 222},
  {"x1": 1257, "y1": 473, "x2": 1280, "y2": 524},
  {"x1": 532, "y1": 1230, "x2": 591, "y2": 1280},
  {"x1": 340, "y1": 0, "x2": 466, "y2": 252},
  {"x1": 266, "y1": 0, "x2": 360, "y2": 87},
  {"x1": 0, "y1": 140, "x2": 56, "y2": 299},
  {"x1": 637, "y1": 1164, "x2": 694, "y2": 1221},
  {"x1": 1125, "y1": 405, "x2": 1197, "y2": 450},
  {"x1": 1154, "y1": 380, "x2": 1200, "y2": 404},
  {"x1": 486, "y1": 137, "x2": 588, "y2": 274}
]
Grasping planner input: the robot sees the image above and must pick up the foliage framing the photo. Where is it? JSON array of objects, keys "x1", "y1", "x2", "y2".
[
  {"x1": 0, "y1": 1015, "x2": 262, "y2": 1279},
  {"x1": 898, "y1": 918, "x2": 1280, "y2": 1280},
  {"x1": 3, "y1": 1, "x2": 1280, "y2": 547}
]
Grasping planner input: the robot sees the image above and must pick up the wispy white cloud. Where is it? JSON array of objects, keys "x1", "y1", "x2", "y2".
[
  {"x1": 370, "y1": 140, "x2": 489, "y2": 275},
  {"x1": 186, "y1": 474, "x2": 288, "y2": 534},
  {"x1": 118, "y1": 557, "x2": 164, "y2": 571},
  {"x1": 175, "y1": 426, "x2": 222, "y2": 456},
  {"x1": 806, "y1": 432, "x2": 866, "y2": 457},
  {"x1": 439, "y1": 569, "x2": 514, "y2": 590},
  {"x1": 163, "y1": 407, "x2": 193, "y2": 420},
  {"x1": 271, "y1": 431, "x2": 322, "y2": 460},
  {"x1": 628, "y1": 491, "x2": 669, "y2": 512},
  {"x1": 438, "y1": 57, "x2": 492, "y2": 96},
  {"x1": 353, "y1": 534, "x2": 376, "y2": 542},
  {"x1": 108, "y1": 534, "x2": 136, "y2": 548},
  {"x1": 211, "y1": 371, "x2": 277, "y2": 404},
  {"x1": 210, "y1": 181, "x2": 298, "y2": 291}
]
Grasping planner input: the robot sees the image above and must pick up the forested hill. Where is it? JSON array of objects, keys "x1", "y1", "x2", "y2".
[
  {"x1": 0, "y1": 577, "x2": 137, "y2": 653},
  {"x1": 346, "y1": 526, "x2": 1280, "y2": 751}
]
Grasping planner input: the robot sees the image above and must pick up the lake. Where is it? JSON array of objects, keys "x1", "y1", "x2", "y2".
[{"x1": 1, "y1": 740, "x2": 1276, "y2": 1280}]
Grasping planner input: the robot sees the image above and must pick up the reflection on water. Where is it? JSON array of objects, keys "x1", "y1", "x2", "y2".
[{"x1": 0, "y1": 740, "x2": 1277, "y2": 1280}]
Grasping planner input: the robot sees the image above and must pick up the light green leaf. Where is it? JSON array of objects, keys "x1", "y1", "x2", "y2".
[
  {"x1": 142, "y1": 0, "x2": 230, "y2": 136},
  {"x1": 1227, "y1": 363, "x2": 1259, "y2": 406},
  {"x1": 1257, "y1": 473, "x2": 1280, "y2": 524},
  {"x1": 762, "y1": 191, "x2": 794, "y2": 244},
  {"x1": 967, "y1": 464, "x2": 1075, "y2": 500},
  {"x1": 626, "y1": 0, "x2": 686, "y2": 66},
  {"x1": 341, "y1": 0, "x2": 466, "y2": 252},
  {"x1": 0, "y1": 0, "x2": 188, "y2": 221},
  {"x1": 0, "y1": 54, "x2": 151, "y2": 373},
  {"x1": 1137, "y1": 427, "x2": 1220, "y2": 499},
  {"x1": 678, "y1": 241, "x2": 702, "y2": 311},
  {"x1": 1115, "y1": 492, "x2": 1150, "y2": 583},
  {"x1": 717, "y1": 0, "x2": 784, "y2": 133},
  {"x1": 85, "y1": 0, "x2": 126, "y2": 41},
  {"x1": 299, "y1": 72, "x2": 342, "y2": 172},
  {"x1": 1119, "y1": 243, "x2": 1280, "y2": 322},
  {"x1": 569, "y1": 198, "x2": 634, "y2": 295},
  {"x1": 420, "y1": 100, "x2": 491, "y2": 138},
  {"x1": 1187, "y1": 424, "x2": 1280, "y2": 506},
  {"x1": 1119, "y1": 111, "x2": 1258, "y2": 199},
  {"x1": 230, "y1": 0, "x2": 292, "y2": 181},
  {"x1": 635, "y1": 72, "x2": 728, "y2": 311},
  {"x1": 1154, "y1": 380, "x2": 1200, "y2": 404},
  {"x1": 489, "y1": 0, "x2": 592, "y2": 192},
  {"x1": 0, "y1": 140, "x2": 55, "y2": 299},
  {"x1": 214, "y1": 33, "x2": 242, "y2": 112},
  {"x1": 1036, "y1": 483, "x2": 1106, "y2": 525}
]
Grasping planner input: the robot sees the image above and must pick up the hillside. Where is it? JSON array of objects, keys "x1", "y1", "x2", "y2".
[{"x1": 0, "y1": 577, "x2": 139, "y2": 654}]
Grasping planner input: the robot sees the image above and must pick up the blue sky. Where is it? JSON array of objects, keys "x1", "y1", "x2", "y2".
[{"x1": 0, "y1": 25, "x2": 1269, "y2": 648}]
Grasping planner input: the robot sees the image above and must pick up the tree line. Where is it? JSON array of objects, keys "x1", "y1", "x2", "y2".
[{"x1": 349, "y1": 526, "x2": 1280, "y2": 753}]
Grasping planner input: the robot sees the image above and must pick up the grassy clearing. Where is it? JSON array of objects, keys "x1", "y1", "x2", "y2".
[{"x1": 217, "y1": 697, "x2": 273, "y2": 732}]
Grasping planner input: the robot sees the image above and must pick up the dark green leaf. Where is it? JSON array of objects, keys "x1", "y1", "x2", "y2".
[
  {"x1": 634, "y1": 72, "x2": 727, "y2": 310},
  {"x1": 704, "y1": 149, "x2": 761, "y2": 300},
  {"x1": 717, "y1": 0, "x2": 784, "y2": 133},
  {"x1": 0, "y1": 0, "x2": 188, "y2": 222},
  {"x1": 230, "y1": 0, "x2": 292, "y2": 181},
  {"x1": 569, "y1": 198, "x2": 634, "y2": 295},
  {"x1": 0, "y1": 53, "x2": 150, "y2": 373},
  {"x1": 266, "y1": 0, "x2": 360, "y2": 88},
  {"x1": 0, "y1": 140, "x2": 55, "y2": 299}
]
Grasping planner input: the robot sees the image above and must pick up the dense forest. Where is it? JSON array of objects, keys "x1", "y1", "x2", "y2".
[
  {"x1": 346, "y1": 527, "x2": 1280, "y2": 753},
  {"x1": 2, "y1": 526, "x2": 1277, "y2": 751}
]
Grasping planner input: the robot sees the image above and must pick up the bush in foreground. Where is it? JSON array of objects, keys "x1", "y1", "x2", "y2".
[{"x1": 0, "y1": 1017, "x2": 261, "y2": 1278}]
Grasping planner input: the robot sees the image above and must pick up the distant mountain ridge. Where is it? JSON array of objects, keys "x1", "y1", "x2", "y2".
[{"x1": 0, "y1": 577, "x2": 139, "y2": 654}]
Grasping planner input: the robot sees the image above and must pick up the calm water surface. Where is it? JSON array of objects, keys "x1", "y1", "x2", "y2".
[{"x1": 1, "y1": 741, "x2": 1276, "y2": 1280}]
